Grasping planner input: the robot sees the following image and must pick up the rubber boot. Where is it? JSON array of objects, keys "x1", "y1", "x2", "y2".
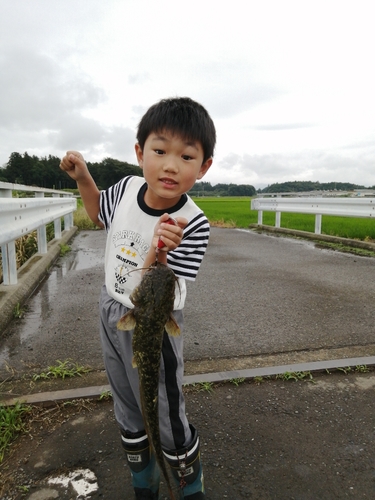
[
  {"x1": 163, "y1": 425, "x2": 205, "y2": 499},
  {"x1": 121, "y1": 430, "x2": 160, "y2": 499}
]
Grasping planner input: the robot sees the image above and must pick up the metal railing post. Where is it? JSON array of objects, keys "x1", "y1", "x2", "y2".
[
  {"x1": 257, "y1": 210, "x2": 263, "y2": 225},
  {"x1": 53, "y1": 194, "x2": 62, "y2": 239},
  {"x1": 1, "y1": 241, "x2": 17, "y2": 285},
  {"x1": 64, "y1": 194, "x2": 72, "y2": 230},
  {"x1": 35, "y1": 192, "x2": 48, "y2": 254},
  {"x1": 275, "y1": 211, "x2": 281, "y2": 228},
  {"x1": 0, "y1": 187, "x2": 17, "y2": 284},
  {"x1": 315, "y1": 214, "x2": 322, "y2": 234}
]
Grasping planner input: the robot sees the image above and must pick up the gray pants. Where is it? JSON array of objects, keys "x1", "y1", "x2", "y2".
[{"x1": 99, "y1": 285, "x2": 192, "y2": 450}]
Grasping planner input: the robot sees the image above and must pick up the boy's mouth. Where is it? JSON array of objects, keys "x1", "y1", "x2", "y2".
[{"x1": 160, "y1": 177, "x2": 177, "y2": 186}]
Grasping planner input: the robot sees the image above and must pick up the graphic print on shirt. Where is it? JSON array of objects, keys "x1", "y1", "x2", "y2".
[{"x1": 111, "y1": 229, "x2": 150, "y2": 296}]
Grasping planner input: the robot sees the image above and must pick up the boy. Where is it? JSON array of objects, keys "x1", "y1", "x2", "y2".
[{"x1": 60, "y1": 97, "x2": 216, "y2": 499}]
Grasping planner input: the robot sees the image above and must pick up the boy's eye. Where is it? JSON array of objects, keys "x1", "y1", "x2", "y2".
[
  {"x1": 154, "y1": 149, "x2": 164, "y2": 155},
  {"x1": 182, "y1": 155, "x2": 193, "y2": 161}
]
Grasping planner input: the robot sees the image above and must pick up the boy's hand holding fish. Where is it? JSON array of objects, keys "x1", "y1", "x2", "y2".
[
  {"x1": 154, "y1": 214, "x2": 188, "y2": 252},
  {"x1": 143, "y1": 214, "x2": 188, "y2": 268}
]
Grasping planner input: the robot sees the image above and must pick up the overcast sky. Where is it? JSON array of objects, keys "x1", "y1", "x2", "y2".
[{"x1": 1, "y1": 0, "x2": 374, "y2": 189}]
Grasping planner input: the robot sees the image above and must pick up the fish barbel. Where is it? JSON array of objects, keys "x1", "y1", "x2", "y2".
[{"x1": 117, "y1": 261, "x2": 180, "y2": 499}]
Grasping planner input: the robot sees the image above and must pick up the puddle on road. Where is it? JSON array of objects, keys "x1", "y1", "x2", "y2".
[
  {"x1": 63, "y1": 245, "x2": 104, "y2": 272},
  {"x1": 0, "y1": 245, "x2": 104, "y2": 367}
]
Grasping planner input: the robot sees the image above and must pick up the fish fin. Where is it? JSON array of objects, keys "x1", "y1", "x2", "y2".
[
  {"x1": 132, "y1": 356, "x2": 137, "y2": 368},
  {"x1": 165, "y1": 315, "x2": 181, "y2": 337},
  {"x1": 117, "y1": 310, "x2": 136, "y2": 331}
]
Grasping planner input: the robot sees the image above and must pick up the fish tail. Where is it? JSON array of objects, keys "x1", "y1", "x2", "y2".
[
  {"x1": 140, "y1": 397, "x2": 176, "y2": 498},
  {"x1": 152, "y1": 440, "x2": 176, "y2": 499}
]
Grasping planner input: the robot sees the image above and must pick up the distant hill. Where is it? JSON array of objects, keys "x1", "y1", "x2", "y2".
[{"x1": 260, "y1": 181, "x2": 369, "y2": 193}]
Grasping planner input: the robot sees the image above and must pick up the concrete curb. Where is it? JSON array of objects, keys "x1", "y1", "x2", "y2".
[
  {"x1": 249, "y1": 224, "x2": 375, "y2": 251},
  {"x1": 3, "y1": 355, "x2": 375, "y2": 407},
  {"x1": 0, "y1": 226, "x2": 78, "y2": 337}
]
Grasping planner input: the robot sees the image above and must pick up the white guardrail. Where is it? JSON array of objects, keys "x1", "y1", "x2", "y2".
[
  {"x1": 251, "y1": 196, "x2": 374, "y2": 234},
  {"x1": 0, "y1": 181, "x2": 77, "y2": 285}
]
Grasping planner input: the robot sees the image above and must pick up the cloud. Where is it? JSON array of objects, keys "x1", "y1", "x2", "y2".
[
  {"x1": 45, "y1": 120, "x2": 136, "y2": 163},
  {"x1": 0, "y1": 47, "x2": 106, "y2": 131},
  {"x1": 50, "y1": 115, "x2": 107, "y2": 150},
  {"x1": 0, "y1": 45, "x2": 137, "y2": 164},
  {"x1": 207, "y1": 149, "x2": 375, "y2": 188},
  {"x1": 1, "y1": 1, "x2": 375, "y2": 189},
  {"x1": 249, "y1": 123, "x2": 316, "y2": 131},
  {"x1": 128, "y1": 73, "x2": 151, "y2": 85},
  {"x1": 101, "y1": 125, "x2": 137, "y2": 161},
  {"x1": 188, "y1": 59, "x2": 285, "y2": 119}
]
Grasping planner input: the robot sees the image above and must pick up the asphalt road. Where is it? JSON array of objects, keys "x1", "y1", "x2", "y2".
[
  {"x1": 1, "y1": 227, "x2": 375, "y2": 500},
  {"x1": 1, "y1": 227, "x2": 375, "y2": 380}
]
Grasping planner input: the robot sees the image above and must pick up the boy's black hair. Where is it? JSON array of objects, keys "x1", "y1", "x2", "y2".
[{"x1": 136, "y1": 97, "x2": 216, "y2": 163}]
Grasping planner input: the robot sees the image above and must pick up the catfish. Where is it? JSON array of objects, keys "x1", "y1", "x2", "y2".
[{"x1": 117, "y1": 261, "x2": 180, "y2": 499}]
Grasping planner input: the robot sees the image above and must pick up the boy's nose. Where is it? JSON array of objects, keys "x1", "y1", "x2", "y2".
[{"x1": 163, "y1": 158, "x2": 178, "y2": 173}]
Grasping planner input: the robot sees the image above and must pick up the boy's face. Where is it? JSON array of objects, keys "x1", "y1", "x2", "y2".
[{"x1": 135, "y1": 130, "x2": 212, "y2": 210}]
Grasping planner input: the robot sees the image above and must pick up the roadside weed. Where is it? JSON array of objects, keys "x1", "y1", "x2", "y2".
[
  {"x1": 230, "y1": 377, "x2": 245, "y2": 386},
  {"x1": 17, "y1": 485, "x2": 30, "y2": 494},
  {"x1": 198, "y1": 382, "x2": 214, "y2": 393},
  {"x1": 185, "y1": 382, "x2": 215, "y2": 393},
  {"x1": 314, "y1": 241, "x2": 375, "y2": 258},
  {"x1": 32, "y1": 359, "x2": 91, "y2": 381},
  {"x1": 12, "y1": 303, "x2": 24, "y2": 319},
  {"x1": 337, "y1": 367, "x2": 352, "y2": 375},
  {"x1": 209, "y1": 218, "x2": 237, "y2": 228},
  {"x1": 0, "y1": 402, "x2": 32, "y2": 463},
  {"x1": 0, "y1": 400, "x2": 96, "y2": 467},
  {"x1": 277, "y1": 371, "x2": 314, "y2": 382},
  {"x1": 254, "y1": 376, "x2": 265, "y2": 384},
  {"x1": 74, "y1": 205, "x2": 98, "y2": 230},
  {"x1": 99, "y1": 390, "x2": 112, "y2": 401},
  {"x1": 59, "y1": 243, "x2": 71, "y2": 256},
  {"x1": 355, "y1": 365, "x2": 369, "y2": 373}
]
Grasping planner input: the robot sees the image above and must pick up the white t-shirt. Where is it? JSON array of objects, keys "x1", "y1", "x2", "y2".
[{"x1": 98, "y1": 176, "x2": 210, "y2": 310}]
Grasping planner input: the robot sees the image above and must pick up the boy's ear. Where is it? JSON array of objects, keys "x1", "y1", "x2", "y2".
[
  {"x1": 197, "y1": 157, "x2": 213, "y2": 180},
  {"x1": 135, "y1": 143, "x2": 143, "y2": 167}
]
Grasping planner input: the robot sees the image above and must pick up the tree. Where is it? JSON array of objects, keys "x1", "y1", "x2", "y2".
[
  {"x1": 88, "y1": 158, "x2": 142, "y2": 189},
  {"x1": 4, "y1": 152, "x2": 24, "y2": 183}
]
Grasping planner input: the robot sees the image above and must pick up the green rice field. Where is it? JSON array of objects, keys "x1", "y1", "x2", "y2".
[{"x1": 192, "y1": 197, "x2": 375, "y2": 242}]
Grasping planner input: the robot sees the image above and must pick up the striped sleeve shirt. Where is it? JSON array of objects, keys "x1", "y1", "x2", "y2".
[{"x1": 98, "y1": 176, "x2": 209, "y2": 283}]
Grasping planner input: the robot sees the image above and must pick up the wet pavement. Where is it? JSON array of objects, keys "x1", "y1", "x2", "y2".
[
  {"x1": 1, "y1": 227, "x2": 375, "y2": 378},
  {"x1": 1, "y1": 227, "x2": 375, "y2": 499}
]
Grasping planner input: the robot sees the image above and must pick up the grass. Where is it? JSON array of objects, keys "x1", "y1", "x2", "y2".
[
  {"x1": 193, "y1": 197, "x2": 254, "y2": 228},
  {"x1": 74, "y1": 202, "x2": 98, "y2": 230},
  {"x1": 186, "y1": 381, "x2": 215, "y2": 393},
  {"x1": 276, "y1": 371, "x2": 314, "y2": 382},
  {"x1": 12, "y1": 303, "x2": 25, "y2": 319},
  {"x1": 0, "y1": 399, "x2": 97, "y2": 468},
  {"x1": 230, "y1": 377, "x2": 246, "y2": 386},
  {"x1": 59, "y1": 243, "x2": 71, "y2": 256},
  {"x1": 32, "y1": 359, "x2": 92, "y2": 381},
  {"x1": 0, "y1": 358, "x2": 92, "y2": 463},
  {"x1": 99, "y1": 390, "x2": 113, "y2": 401},
  {"x1": 315, "y1": 241, "x2": 375, "y2": 257},
  {"x1": 355, "y1": 365, "x2": 370, "y2": 373},
  {"x1": 0, "y1": 402, "x2": 32, "y2": 463},
  {"x1": 192, "y1": 196, "x2": 375, "y2": 241}
]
